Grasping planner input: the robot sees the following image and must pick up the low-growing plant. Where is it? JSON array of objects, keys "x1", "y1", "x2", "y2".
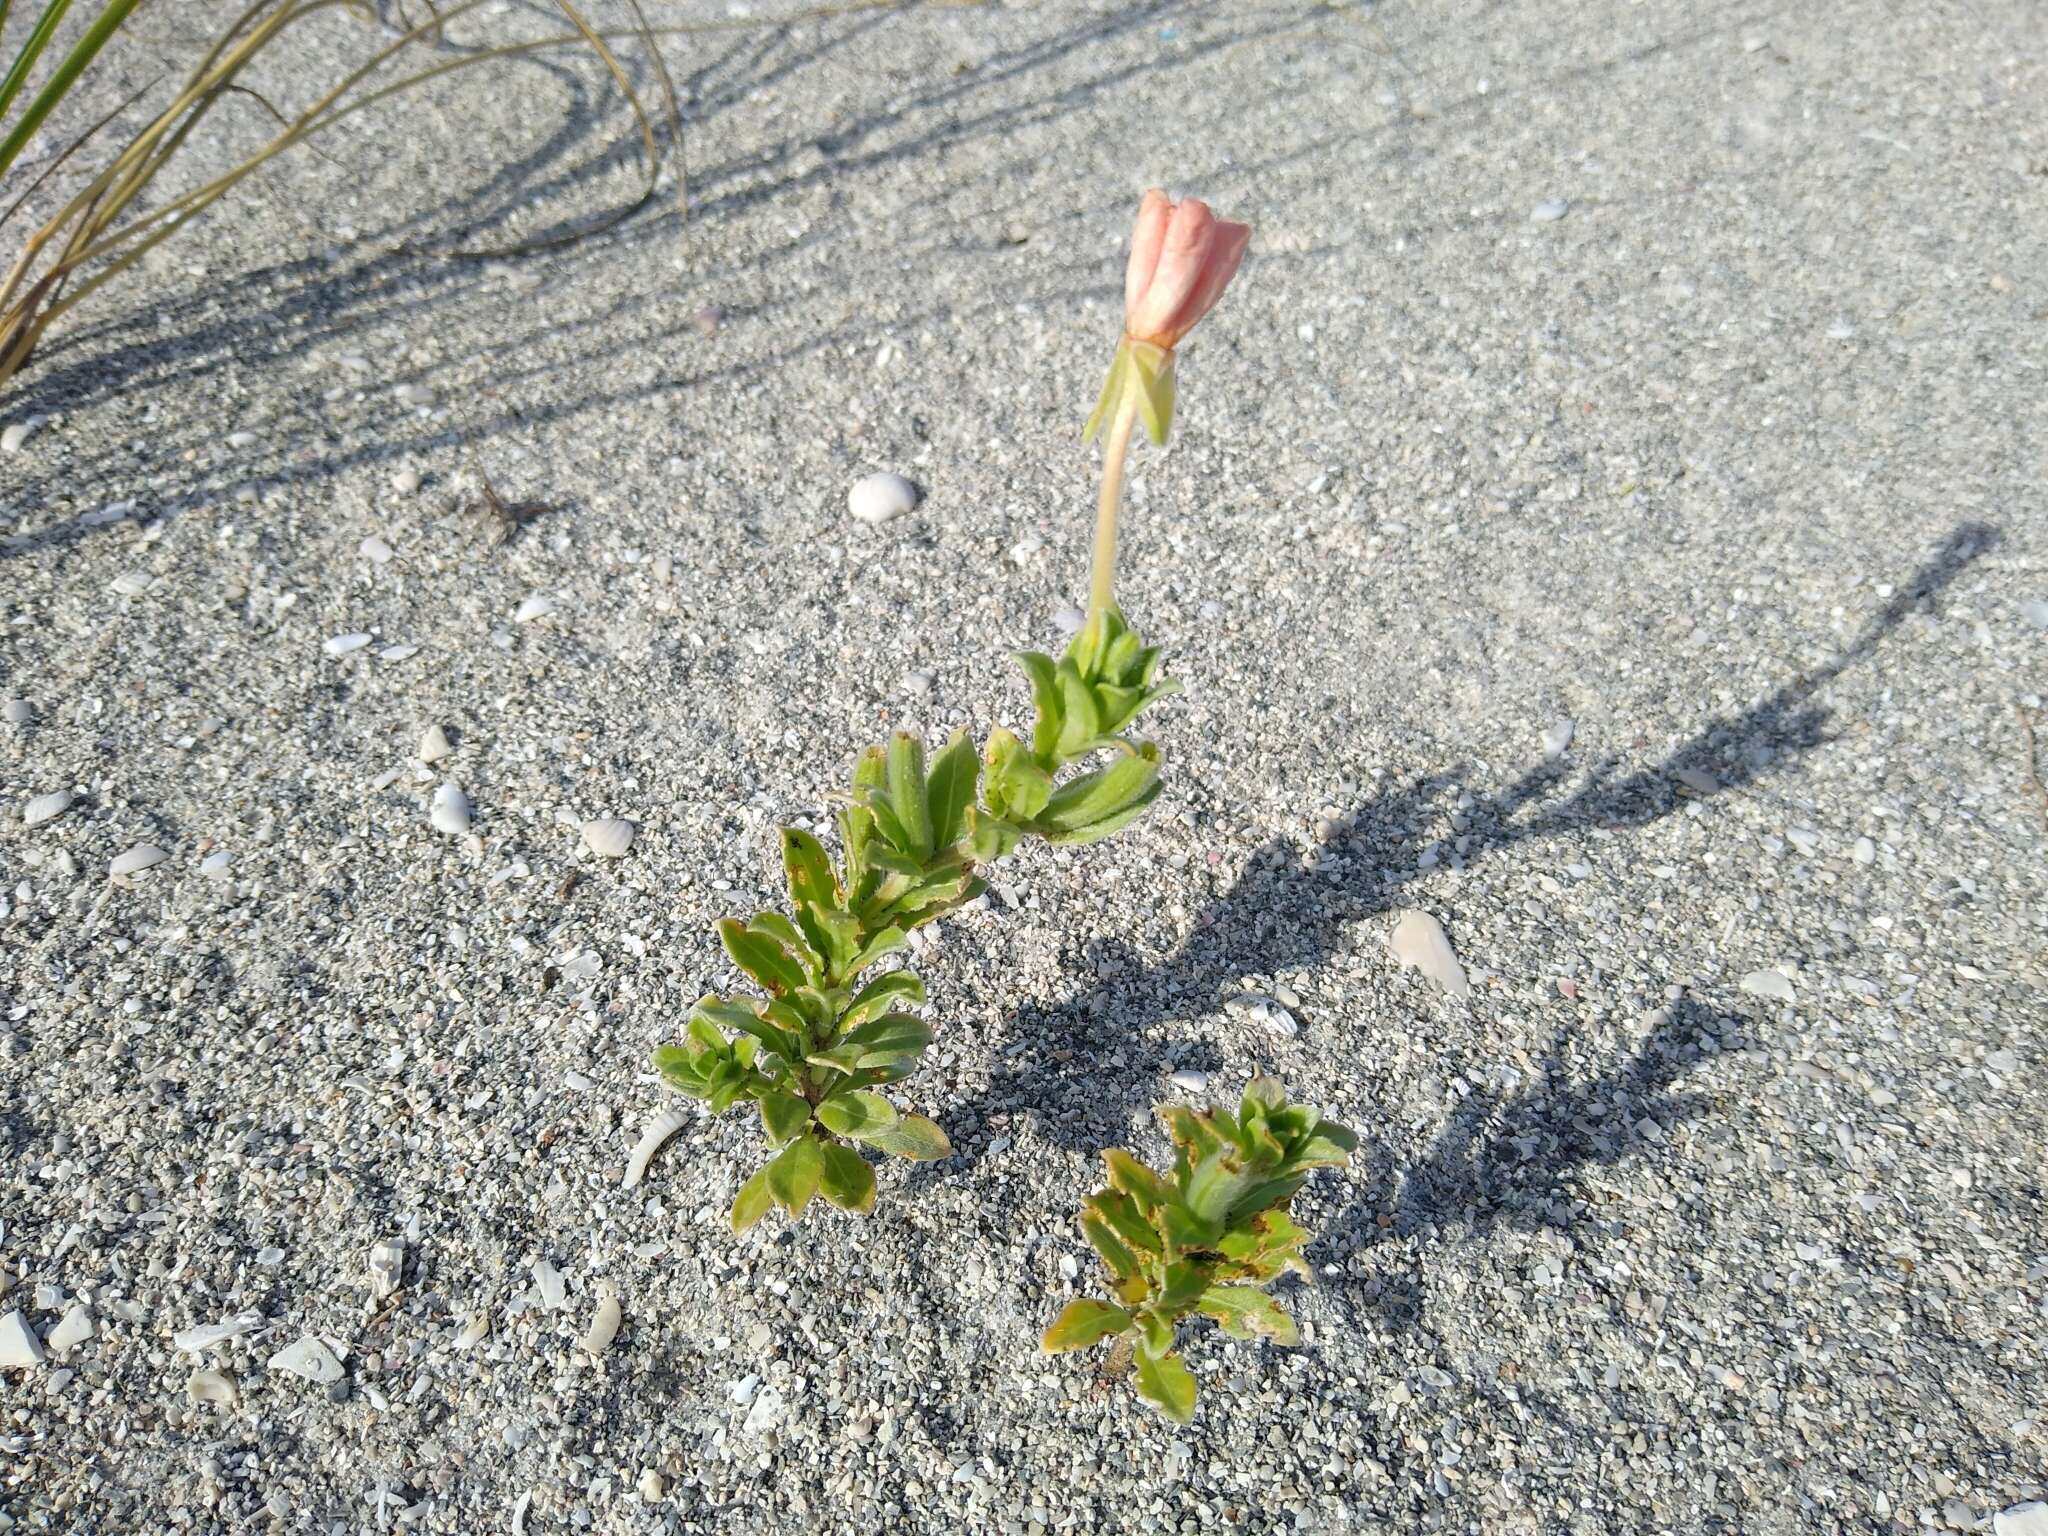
[
  {"x1": 653, "y1": 189, "x2": 1252, "y2": 1229},
  {"x1": 1042, "y1": 1077, "x2": 1357, "y2": 1422}
]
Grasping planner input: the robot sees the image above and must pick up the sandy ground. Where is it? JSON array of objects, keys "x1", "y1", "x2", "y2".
[{"x1": 2, "y1": 1, "x2": 2046, "y2": 1531}]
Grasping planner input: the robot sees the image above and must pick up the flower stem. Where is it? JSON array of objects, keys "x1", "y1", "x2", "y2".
[{"x1": 1089, "y1": 377, "x2": 1141, "y2": 621}]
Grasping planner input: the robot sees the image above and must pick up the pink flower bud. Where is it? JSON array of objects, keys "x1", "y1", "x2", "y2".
[{"x1": 1122, "y1": 190, "x2": 1250, "y2": 351}]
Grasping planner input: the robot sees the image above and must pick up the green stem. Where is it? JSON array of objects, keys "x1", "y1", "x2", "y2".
[{"x1": 1088, "y1": 375, "x2": 1140, "y2": 621}]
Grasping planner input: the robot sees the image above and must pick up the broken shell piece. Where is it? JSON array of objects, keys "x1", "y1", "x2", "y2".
[
  {"x1": 430, "y1": 782, "x2": 471, "y2": 835},
  {"x1": 455, "y1": 1312, "x2": 490, "y2": 1350},
  {"x1": 532, "y1": 1260, "x2": 567, "y2": 1311},
  {"x1": 188, "y1": 1368, "x2": 238, "y2": 1407},
  {"x1": 173, "y1": 1311, "x2": 264, "y2": 1353},
  {"x1": 623, "y1": 1106, "x2": 692, "y2": 1189},
  {"x1": 418, "y1": 724, "x2": 454, "y2": 763},
  {"x1": 579, "y1": 1288, "x2": 621, "y2": 1357},
  {"x1": 0, "y1": 1309, "x2": 44, "y2": 1369},
  {"x1": 45, "y1": 1304, "x2": 93, "y2": 1357},
  {"x1": 368, "y1": 1240, "x2": 404, "y2": 1300},
  {"x1": 1388, "y1": 910, "x2": 1471, "y2": 999},
  {"x1": 267, "y1": 1334, "x2": 344, "y2": 1384}
]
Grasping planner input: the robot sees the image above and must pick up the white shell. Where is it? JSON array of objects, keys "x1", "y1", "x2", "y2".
[
  {"x1": 623, "y1": 1107, "x2": 692, "y2": 1189},
  {"x1": 430, "y1": 783, "x2": 471, "y2": 835},
  {"x1": 513, "y1": 594, "x2": 555, "y2": 623},
  {"x1": 455, "y1": 1312, "x2": 490, "y2": 1350},
  {"x1": 173, "y1": 1311, "x2": 264, "y2": 1353},
  {"x1": 532, "y1": 1260, "x2": 566, "y2": 1311},
  {"x1": 23, "y1": 790, "x2": 72, "y2": 827},
  {"x1": 847, "y1": 471, "x2": 918, "y2": 523},
  {"x1": 46, "y1": 1305, "x2": 93, "y2": 1356},
  {"x1": 578, "y1": 1288, "x2": 621, "y2": 1356},
  {"x1": 581, "y1": 818, "x2": 636, "y2": 858},
  {"x1": 188, "y1": 1368, "x2": 238, "y2": 1406},
  {"x1": 418, "y1": 724, "x2": 453, "y2": 763},
  {"x1": 267, "y1": 1334, "x2": 344, "y2": 1384},
  {"x1": 0, "y1": 1309, "x2": 43, "y2": 1369},
  {"x1": 324, "y1": 632, "x2": 373, "y2": 656},
  {"x1": 109, "y1": 843, "x2": 167, "y2": 877},
  {"x1": 1388, "y1": 910, "x2": 1471, "y2": 999},
  {"x1": 368, "y1": 1240, "x2": 404, "y2": 1299}
]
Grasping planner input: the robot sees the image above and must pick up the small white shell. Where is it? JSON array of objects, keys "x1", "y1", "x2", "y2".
[
  {"x1": 188, "y1": 1368, "x2": 238, "y2": 1406},
  {"x1": 579, "y1": 1287, "x2": 621, "y2": 1356},
  {"x1": 623, "y1": 1107, "x2": 691, "y2": 1189},
  {"x1": 368, "y1": 1240, "x2": 404, "y2": 1300},
  {"x1": 455, "y1": 1312, "x2": 490, "y2": 1350}
]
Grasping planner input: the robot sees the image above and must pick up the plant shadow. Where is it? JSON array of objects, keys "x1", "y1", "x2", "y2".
[{"x1": 914, "y1": 522, "x2": 1997, "y2": 1247}]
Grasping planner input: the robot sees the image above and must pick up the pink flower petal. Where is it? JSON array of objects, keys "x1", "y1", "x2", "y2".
[
  {"x1": 1123, "y1": 190, "x2": 1173, "y2": 322},
  {"x1": 1158, "y1": 218, "x2": 1250, "y2": 346},
  {"x1": 1127, "y1": 197, "x2": 1217, "y2": 344}
]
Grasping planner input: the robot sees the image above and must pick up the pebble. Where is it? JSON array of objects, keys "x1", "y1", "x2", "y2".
[
  {"x1": 1741, "y1": 969, "x2": 1795, "y2": 1002},
  {"x1": 395, "y1": 385, "x2": 434, "y2": 408},
  {"x1": 455, "y1": 1313, "x2": 490, "y2": 1349},
  {"x1": 200, "y1": 851, "x2": 233, "y2": 878},
  {"x1": 847, "y1": 471, "x2": 918, "y2": 523},
  {"x1": 2020, "y1": 599, "x2": 2048, "y2": 630},
  {"x1": 0, "y1": 1310, "x2": 44, "y2": 1369},
  {"x1": 3, "y1": 699, "x2": 29, "y2": 725},
  {"x1": 1785, "y1": 827, "x2": 1820, "y2": 856},
  {"x1": 267, "y1": 1335, "x2": 344, "y2": 1385},
  {"x1": 360, "y1": 535, "x2": 394, "y2": 563},
  {"x1": 45, "y1": 1305, "x2": 93, "y2": 1356},
  {"x1": 430, "y1": 783, "x2": 471, "y2": 836},
  {"x1": 23, "y1": 790, "x2": 72, "y2": 828},
  {"x1": 903, "y1": 671, "x2": 933, "y2": 698},
  {"x1": 1388, "y1": 910, "x2": 1471, "y2": 999},
  {"x1": 1851, "y1": 836, "x2": 1876, "y2": 864},
  {"x1": 513, "y1": 594, "x2": 555, "y2": 623},
  {"x1": 1, "y1": 421, "x2": 34, "y2": 453},
  {"x1": 379, "y1": 643, "x2": 419, "y2": 662},
  {"x1": 579, "y1": 1289, "x2": 622, "y2": 1356},
  {"x1": 391, "y1": 468, "x2": 422, "y2": 494},
  {"x1": 694, "y1": 304, "x2": 721, "y2": 338},
  {"x1": 109, "y1": 844, "x2": 167, "y2": 877},
  {"x1": 1058, "y1": 1255, "x2": 1079, "y2": 1280},
  {"x1": 1052, "y1": 604, "x2": 1086, "y2": 636},
  {"x1": 419, "y1": 724, "x2": 454, "y2": 763},
  {"x1": 581, "y1": 818, "x2": 636, "y2": 858},
  {"x1": 1996, "y1": 1504, "x2": 2048, "y2": 1536},
  {"x1": 1672, "y1": 767, "x2": 1719, "y2": 795},
  {"x1": 111, "y1": 572, "x2": 150, "y2": 597},
  {"x1": 324, "y1": 632, "x2": 373, "y2": 657},
  {"x1": 1169, "y1": 1070, "x2": 1210, "y2": 1094},
  {"x1": 226, "y1": 431, "x2": 257, "y2": 450},
  {"x1": 638, "y1": 1470, "x2": 667, "y2": 1502},
  {"x1": 1531, "y1": 198, "x2": 1569, "y2": 222},
  {"x1": 1541, "y1": 718, "x2": 1574, "y2": 759}
]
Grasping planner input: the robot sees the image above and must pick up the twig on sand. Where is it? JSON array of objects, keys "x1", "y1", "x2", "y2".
[{"x1": 2018, "y1": 703, "x2": 2048, "y2": 835}]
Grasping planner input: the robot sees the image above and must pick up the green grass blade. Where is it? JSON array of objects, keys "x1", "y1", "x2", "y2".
[
  {"x1": 0, "y1": 0, "x2": 77, "y2": 124},
  {"x1": 0, "y1": 0, "x2": 147, "y2": 182}
]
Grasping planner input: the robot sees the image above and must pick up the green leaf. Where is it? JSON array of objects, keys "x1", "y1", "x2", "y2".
[
  {"x1": 731, "y1": 1165, "x2": 774, "y2": 1231},
  {"x1": 1196, "y1": 1286, "x2": 1300, "y2": 1346},
  {"x1": 839, "y1": 970, "x2": 926, "y2": 1031},
  {"x1": 747, "y1": 913, "x2": 822, "y2": 983},
  {"x1": 1071, "y1": 607, "x2": 1112, "y2": 679},
  {"x1": 1040, "y1": 781, "x2": 1163, "y2": 847},
  {"x1": 1103, "y1": 1149, "x2": 1171, "y2": 1210},
  {"x1": 886, "y1": 733, "x2": 933, "y2": 859},
  {"x1": 1087, "y1": 1190, "x2": 1164, "y2": 1256},
  {"x1": 866, "y1": 1113, "x2": 951, "y2": 1161},
  {"x1": 652, "y1": 1044, "x2": 709, "y2": 1097},
  {"x1": 815, "y1": 1089, "x2": 900, "y2": 1140},
  {"x1": 1133, "y1": 1345, "x2": 1197, "y2": 1422},
  {"x1": 696, "y1": 1000, "x2": 801, "y2": 1069},
  {"x1": 1081, "y1": 1216, "x2": 1138, "y2": 1282},
  {"x1": 1156, "y1": 1259, "x2": 1208, "y2": 1312},
  {"x1": 1041, "y1": 1299, "x2": 1134, "y2": 1354},
  {"x1": 764, "y1": 1136, "x2": 824, "y2": 1217},
  {"x1": 781, "y1": 827, "x2": 840, "y2": 911},
  {"x1": 1040, "y1": 743, "x2": 1161, "y2": 832},
  {"x1": 924, "y1": 731, "x2": 979, "y2": 849},
  {"x1": 718, "y1": 918, "x2": 806, "y2": 996},
  {"x1": 817, "y1": 1143, "x2": 877, "y2": 1213},
  {"x1": 836, "y1": 1011, "x2": 933, "y2": 1068},
  {"x1": 1013, "y1": 652, "x2": 1063, "y2": 763},
  {"x1": 758, "y1": 1090, "x2": 812, "y2": 1146},
  {"x1": 1053, "y1": 662, "x2": 1101, "y2": 760},
  {"x1": 846, "y1": 925, "x2": 906, "y2": 975},
  {"x1": 965, "y1": 806, "x2": 1021, "y2": 863}
]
